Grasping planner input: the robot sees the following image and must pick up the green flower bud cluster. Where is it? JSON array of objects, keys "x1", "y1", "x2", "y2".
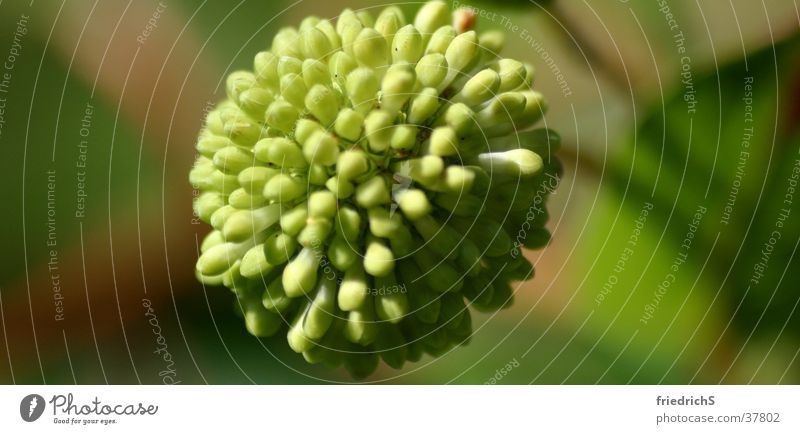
[{"x1": 190, "y1": 0, "x2": 561, "y2": 378}]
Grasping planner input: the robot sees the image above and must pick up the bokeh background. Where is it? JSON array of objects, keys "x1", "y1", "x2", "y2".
[{"x1": 1, "y1": 0, "x2": 798, "y2": 384}]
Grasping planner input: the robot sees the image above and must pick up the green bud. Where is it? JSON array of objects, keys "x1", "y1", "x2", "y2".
[
  {"x1": 427, "y1": 126, "x2": 458, "y2": 156},
  {"x1": 494, "y1": 58, "x2": 527, "y2": 93},
  {"x1": 367, "y1": 207, "x2": 403, "y2": 238},
  {"x1": 363, "y1": 109, "x2": 394, "y2": 152},
  {"x1": 264, "y1": 100, "x2": 299, "y2": 132},
  {"x1": 226, "y1": 70, "x2": 256, "y2": 103},
  {"x1": 222, "y1": 204, "x2": 283, "y2": 242},
  {"x1": 277, "y1": 55, "x2": 303, "y2": 77},
  {"x1": 243, "y1": 302, "x2": 282, "y2": 337},
  {"x1": 415, "y1": 53, "x2": 447, "y2": 89},
  {"x1": 297, "y1": 217, "x2": 333, "y2": 247},
  {"x1": 478, "y1": 30, "x2": 505, "y2": 60},
  {"x1": 344, "y1": 301, "x2": 377, "y2": 345},
  {"x1": 338, "y1": 263, "x2": 368, "y2": 311},
  {"x1": 336, "y1": 149, "x2": 370, "y2": 180},
  {"x1": 374, "y1": 273, "x2": 408, "y2": 323},
  {"x1": 279, "y1": 203, "x2": 308, "y2": 236},
  {"x1": 513, "y1": 91, "x2": 547, "y2": 130},
  {"x1": 254, "y1": 51, "x2": 279, "y2": 89},
  {"x1": 325, "y1": 175, "x2": 354, "y2": 199},
  {"x1": 301, "y1": 27, "x2": 332, "y2": 60},
  {"x1": 254, "y1": 137, "x2": 307, "y2": 168},
  {"x1": 395, "y1": 188, "x2": 432, "y2": 220},
  {"x1": 346, "y1": 67, "x2": 379, "y2": 113},
  {"x1": 282, "y1": 247, "x2": 319, "y2": 297},
  {"x1": 381, "y1": 63, "x2": 416, "y2": 115},
  {"x1": 442, "y1": 31, "x2": 478, "y2": 90},
  {"x1": 426, "y1": 26, "x2": 456, "y2": 54},
  {"x1": 374, "y1": 6, "x2": 404, "y2": 47},
  {"x1": 263, "y1": 174, "x2": 307, "y2": 202},
  {"x1": 299, "y1": 16, "x2": 321, "y2": 32},
  {"x1": 437, "y1": 102, "x2": 476, "y2": 136},
  {"x1": 442, "y1": 165, "x2": 476, "y2": 192},
  {"x1": 197, "y1": 135, "x2": 234, "y2": 158},
  {"x1": 264, "y1": 231, "x2": 298, "y2": 265},
  {"x1": 223, "y1": 117, "x2": 264, "y2": 147},
  {"x1": 309, "y1": 162, "x2": 331, "y2": 186},
  {"x1": 393, "y1": 155, "x2": 444, "y2": 184},
  {"x1": 476, "y1": 92, "x2": 526, "y2": 128},
  {"x1": 412, "y1": 215, "x2": 461, "y2": 257},
  {"x1": 227, "y1": 187, "x2": 267, "y2": 209},
  {"x1": 280, "y1": 73, "x2": 308, "y2": 108},
  {"x1": 390, "y1": 124, "x2": 417, "y2": 151},
  {"x1": 328, "y1": 51, "x2": 358, "y2": 87},
  {"x1": 328, "y1": 235, "x2": 358, "y2": 271},
  {"x1": 356, "y1": 10, "x2": 374, "y2": 27},
  {"x1": 303, "y1": 130, "x2": 340, "y2": 166},
  {"x1": 210, "y1": 205, "x2": 236, "y2": 231},
  {"x1": 364, "y1": 237, "x2": 395, "y2": 277},
  {"x1": 213, "y1": 146, "x2": 254, "y2": 175},
  {"x1": 287, "y1": 304, "x2": 315, "y2": 352},
  {"x1": 454, "y1": 68, "x2": 500, "y2": 106},
  {"x1": 197, "y1": 239, "x2": 255, "y2": 276},
  {"x1": 414, "y1": 1, "x2": 451, "y2": 39},
  {"x1": 194, "y1": 192, "x2": 226, "y2": 223},
  {"x1": 263, "y1": 277, "x2": 293, "y2": 312},
  {"x1": 335, "y1": 206, "x2": 362, "y2": 242},
  {"x1": 308, "y1": 190, "x2": 338, "y2": 219},
  {"x1": 294, "y1": 118, "x2": 324, "y2": 145},
  {"x1": 305, "y1": 85, "x2": 339, "y2": 126},
  {"x1": 478, "y1": 149, "x2": 543, "y2": 177},
  {"x1": 336, "y1": 9, "x2": 361, "y2": 35},
  {"x1": 302, "y1": 59, "x2": 332, "y2": 88},
  {"x1": 240, "y1": 244, "x2": 274, "y2": 279},
  {"x1": 303, "y1": 275, "x2": 337, "y2": 339},
  {"x1": 238, "y1": 87, "x2": 273, "y2": 118},
  {"x1": 272, "y1": 27, "x2": 302, "y2": 58},
  {"x1": 353, "y1": 28, "x2": 389, "y2": 69},
  {"x1": 334, "y1": 108, "x2": 364, "y2": 142},
  {"x1": 200, "y1": 230, "x2": 225, "y2": 253},
  {"x1": 392, "y1": 25, "x2": 423, "y2": 63},
  {"x1": 407, "y1": 87, "x2": 441, "y2": 124},
  {"x1": 355, "y1": 176, "x2": 391, "y2": 208}
]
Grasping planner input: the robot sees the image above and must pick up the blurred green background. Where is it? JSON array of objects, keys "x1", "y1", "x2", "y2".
[{"x1": 0, "y1": 0, "x2": 798, "y2": 384}]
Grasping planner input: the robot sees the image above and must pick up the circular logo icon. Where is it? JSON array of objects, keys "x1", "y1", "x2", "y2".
[{"x1": 20, "y1": 394, "x2": 45, "y2": 422}]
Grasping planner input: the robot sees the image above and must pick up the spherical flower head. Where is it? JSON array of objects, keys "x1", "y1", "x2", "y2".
[{"x1": 190, "y1": 0, "x2": 562, "y2": 379}]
